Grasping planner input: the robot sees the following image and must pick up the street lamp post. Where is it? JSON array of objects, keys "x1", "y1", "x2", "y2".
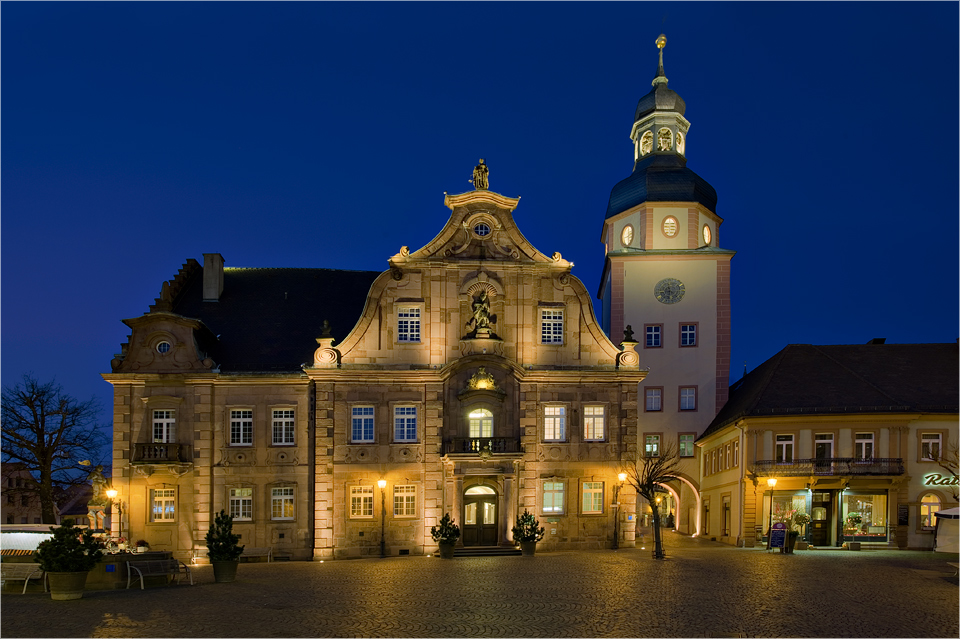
[
  {"x1": 105, "y1": 488, "x2": 124, "y2": 541},
  {"x1": 766, "y1": 477, "x2": 778, "y2": 548},
  {"x1": 613, "y1": 472, "x2": 626, "y2": 550},
  {"x1": 377, "y1": 479, "x2": 387, "y2": 558}
]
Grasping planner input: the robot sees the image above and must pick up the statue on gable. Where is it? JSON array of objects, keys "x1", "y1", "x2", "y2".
[{"x1": 470, "y1": 159, "x2": 489, "y2": 190}]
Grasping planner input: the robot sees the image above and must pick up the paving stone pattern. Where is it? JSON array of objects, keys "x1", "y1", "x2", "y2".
[{"x1": 3, "y1": 534, "x2": 958, "y2": 638}]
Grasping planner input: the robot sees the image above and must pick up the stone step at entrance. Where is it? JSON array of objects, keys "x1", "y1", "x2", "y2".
[{"x1": 454, "y1": 545, "x2": 522, "y2": 557}]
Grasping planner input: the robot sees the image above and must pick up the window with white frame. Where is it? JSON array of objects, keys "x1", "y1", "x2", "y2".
[
  {"x1": 272, "y1": 409, "x2": 295, "y2": 445},
  {"x1": 679, "y1": 387, "x2": 697, "y2": 411},
  {"x1": 775, "y1": 434, "x2": 794, "y2": 463},
  {"x1": 393, "y1": 485, "x2": 416, "y2": 517},
  {"x1": 921, "y1": 433, "x2": 941, "y2": 460},
  {"x1": 229, "y1": 488, "x2": 253, "y2": 521},
  {"x1": 645, "y1": 324, "x2": 662, "y2": 348},
  {"x1": 855, "y1": 433, "x2": 874, "y2": 460},
  {"x1": 397, "y1": 307, "x2": 421, "y2": 343},
  {"x1": 679, "y1": 433, "x2": 695, "y2": 457},
  {"x1": 151, "y1": 488, "x2": 176, "y2": 522},
  {"x1": 153, "y1": 410, "x2": 176, "y2": 443},
  {"x1": 543, "y1": 405, "x2": 566, "y2": 441},
  {"x1": 543, "y1": 481, "x2": 565, "y2": 514},
  {"x1": 920, "y1": 494, "x2": 940, "y2": 530},
  {"x1": 680, "y1": 323, "x2": 697, "y2": 347},
  {"x1": 351, "y1": 406, "x2": 375, "y2": 443},
  {"x1": 582, "y1": 481, "x2": 603, "y2": 514},
  {"x1": 645, "y1": 434, "x2": 661, "y2": 457},
  {"x1": 468, "y1": 408, "x2": 493, "y2": 438},
  {"x1": 645, "y1": 388, "x2": 662, "y2": 412},
  {"x1": 271, "y1": 487, "x2": 295, "y2": 520},
  {"x1": 230, "y1": 409, "x2": 253, "y2": 446},
  {"x1": 541, "y1": 309, "x2": 564, "y2": 344},
  {"x1": 350, "y1": 486, "x2": 374, "y2": 518},
  {"x1": 583, "y1": 406, "x2": 605, "y2": 441},
  {"x1": 393, "y1": 406, "x2": 417, "y2": 442}
]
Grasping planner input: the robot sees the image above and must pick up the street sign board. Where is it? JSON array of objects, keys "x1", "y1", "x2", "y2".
[{"x1": 770, "y1": 522, "x2": 787, "y2": 549}]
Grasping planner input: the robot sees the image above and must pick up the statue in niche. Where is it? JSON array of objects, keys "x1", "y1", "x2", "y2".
[
  {"x1": 640, "y1": 131, "x2": 653, "y2": 155},
  {"x1": 657, "y1": 128, "x2": 673, "y2": 151},
  {"x1": 465, "y1": 289, "x2": 497, "y2": 338},
  {"x1": 470, "y1": 159, "x2": 489, "y2": 190}
]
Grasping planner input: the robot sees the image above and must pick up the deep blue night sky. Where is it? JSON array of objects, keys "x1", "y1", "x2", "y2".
[{"x1": 2, "y1": 2, "x2": 958, "y2": 437}]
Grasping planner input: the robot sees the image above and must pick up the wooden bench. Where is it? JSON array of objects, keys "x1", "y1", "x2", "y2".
[
  {"x1": 1, "y1": 563, "x2": 46, "y2": 594},
  {"x1": 126, "y1": 559, "x2": 192, "y2": 590},
  {"x1": 240, "y1": 547, "x2": 272, "y2": 562}
]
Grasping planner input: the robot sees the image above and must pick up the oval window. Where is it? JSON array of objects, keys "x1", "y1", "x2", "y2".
[
  {"x1": 156, "y1": 341, "x2": 171, "y2": 354},
  {"x1": 702, "y1": 224, "x2": 712, "y2": 246},
  {"x1": 662, "y1": 216, "x2": 679, "y2": 238},
  {"x1": 473, "y1": 223, "x2": 491, "y2": 237}
]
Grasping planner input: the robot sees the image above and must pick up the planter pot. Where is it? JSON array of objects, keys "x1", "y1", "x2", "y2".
[
  {"x1": 847, "y1": 542, "x2": 861, "y2": 551},
  {"x1": 520, "y1": 541, "x2": 537, "y2": 557},
  {"x1": 212, "y1": 560, "x2": 240, "y2": 583},
  {"x1": 437, "y1": 542, "x2": 456, "y2": 559},
  {"x1": 47, "y1": 571, "x2": 89, "y2": 600},
  {"x1": 795, "y1": 541, "x2": 809, "y2": 551},
  {"x1": 136, "y1": 546, "x2": 148, "y2": 553}
]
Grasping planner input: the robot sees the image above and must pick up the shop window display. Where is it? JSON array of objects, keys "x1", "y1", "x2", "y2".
[{"x1": 841, "y1": 492, "x2": 888, "y2": 541}]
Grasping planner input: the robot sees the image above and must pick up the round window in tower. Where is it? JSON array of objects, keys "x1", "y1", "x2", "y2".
[
  {"x1": 702, "y1": 224, "x2": 712, "y2": 246},
  {"x1": 473, "y1": 223, "x2": 491, "y2": 238},
  {"x1": 621, "y1": 224, "x2": 634, "y2": 248},
  {"x1": 156, "y1": 341, "x2": 171, "y2": 354},
  {"x1": 661, "y1": 216, "x2": 679, "y2": 238}
]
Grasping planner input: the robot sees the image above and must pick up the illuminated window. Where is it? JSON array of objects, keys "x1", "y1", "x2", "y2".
[
  {"x1": 583, "y1": 406, "x2": 605, "y2": 441},
  {"x1": 271, "y1": 487, "x2": 295, "y2": 520},
  {"x1": 920, "y1": 494, "x2": 940, "y2": 530},
  {"x1": 153, "y1": 410, "x2": 176, "y2": 443},
  {"x1": 350, "y1": 486, "x2": 374, "y2": 519},
  {"x1": 230, "y1": 409, "x2": 253, "y2": 446},
  {"x1": 351, "y1": 406, "x2": 375, "y2": 443},
  {"x1": 393, "y1": 485, "x2": 416, "y2": 517},
  {"x1": 679, "y1": 387, "x2": 697, "y2": 411},
  {"x1": 543, "y1": 406, "x2": 566, "y2": 441},
  {"x1": 639, "y1": 130, "x2": 653, "y2": 156},
  {"x1": 151, "y1": 489, "x2": 176, "y2": 522},
  {"x1": 541, "y1": 309, "x2": 564, "y2": 344},
  {"x1": 645, "y1": 388, "x2": 662, "y2": 412},
  {"x1": 680, "y1": 324, "x2": 697, "y2": 347},
  {"x1": 657, "y1": 128, "x2": 673, "y2": 151},
  {"x1": 229, "y1": 488, "x2": 252, "y2": 521},
  {"x1": 645, "y1": 434, "x2": 661, "y2": 457},
  {"x1": 393, "y1": 406, "x2": 417, "y2": 442},
  {"x1": 921, "y1": 433, "x2": 941, "y2": 461},
  {"x1": 855, "y1": 433, "x2": 874, "y2": 460},
  {"x1": 582, "y1": 482, "x2": 603, "y2": 514},
  {"x1": 775, "y1": 434, "x2": 794, "y2": 463},
  {"x1": 397, "y1": 307, "x2": 421, "y2": 343},
  {"x1": 468, "y1": 408, "x2": 493, "y2": 438},
  {"x1": 676, "y1": 131, "x2": 685, "y2": 155},
  {"x1": 661, "y1": 216, "x2": 679, "y2": 238},
  {"x1": 679, "y1": 434, "x2": 695, "y2": 457},
  {"x1": 645, "y1": 324, "x2": 662, "y2": 348},
  {"x1": 543, "y1": 481, "x2": 565, "y2": 514},
  {"x1": 272, "y1": 409, "x2": 295, "y2": 445}
]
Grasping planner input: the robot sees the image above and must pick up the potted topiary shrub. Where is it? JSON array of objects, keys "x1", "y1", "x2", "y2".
[
  {"x1": 206, "y1": 509, "x2": 244, "y2": 582},
  {"x1": 512, "y1": 509, "x2": 545, "y2": 556},
  {"x1": 430, "y1": 513, "x2": 460, "y2": 559},
  {"x1": 35, "y1": 519, "x2": 104, "y2": 600}
]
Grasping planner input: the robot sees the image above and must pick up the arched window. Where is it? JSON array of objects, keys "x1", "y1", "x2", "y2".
[
  {"x1": 468, "y1": 408, "x2": 493, "y2": 438},
  {"x1": 920, "y1": 493, "x2": 941, "y2": 530},
  {"x1": 464, "y1": 485, "x2": 496, "y2": 495},
  {"x1": 640, "y1": 131, "x2": 653, "y2": 156},
  {"x1": 657, "y1": 128, "x2": 673, "y2": 151}
]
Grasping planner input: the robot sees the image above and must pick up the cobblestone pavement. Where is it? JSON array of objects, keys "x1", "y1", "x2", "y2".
[{"x1": 3, "y1": 533, "x2": 958, "y2": 638}]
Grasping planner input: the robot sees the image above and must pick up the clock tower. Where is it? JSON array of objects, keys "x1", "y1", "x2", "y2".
[{"x1": 598, "y1": 35, "x2": 735, "y2": 536}]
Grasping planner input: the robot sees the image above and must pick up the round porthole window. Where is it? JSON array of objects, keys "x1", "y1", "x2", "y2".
[
  {"x1": 156, "y1": 341, "x2": 171, "y2": 354},
  {"x1": 473, "y1": 223, "x2": 491, "y2": 238},
  {"x1": 661, "y1": 216, "x2": 679, "y2": 238}
]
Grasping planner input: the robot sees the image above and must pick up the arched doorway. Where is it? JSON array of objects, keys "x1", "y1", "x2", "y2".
[{"x1": 462, "y1": 485, "x2": 498, "y2": 546}]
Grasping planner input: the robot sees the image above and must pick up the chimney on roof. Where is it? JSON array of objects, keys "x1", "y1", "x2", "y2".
[
  {"x1": 203, "y1": 253, "x2": 224, "y2": 302},
  {"x1": 867, "y1": 338, "x2": 886, "y2": 344}
]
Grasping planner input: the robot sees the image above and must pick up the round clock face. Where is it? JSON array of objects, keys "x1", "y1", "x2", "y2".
[
  {"x1": 654, "y1": 278, "x2": 685, "y2": 304},
  {"x1": 702, "y1": 224, "x2": 711, "y2": 246},
  {"x1": 621, "y1": 224, "x2": 634, "y2": 247}
]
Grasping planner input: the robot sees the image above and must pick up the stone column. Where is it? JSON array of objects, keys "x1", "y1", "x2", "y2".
[{"x1": 502, "y1": 475, "x2": 515, "y2": 545}]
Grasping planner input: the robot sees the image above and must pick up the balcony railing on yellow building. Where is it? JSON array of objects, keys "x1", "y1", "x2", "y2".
[
  {"x1": 443, "y1": 437, "x2": 522, "y2": 455},
  {"x1": 752, "y1": 457, "x2": 903, "y2": 476},
  {"x1": 132, "y1": 443, "x2": 187, "y2": 464}
]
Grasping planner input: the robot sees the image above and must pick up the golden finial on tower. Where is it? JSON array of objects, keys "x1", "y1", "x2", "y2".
[
  {"x1": 656, "y1": 34, "x2": 667, "y2": 49},
  {"x1": 653, "y1": 33, "x2": 668, "y2": 84}
]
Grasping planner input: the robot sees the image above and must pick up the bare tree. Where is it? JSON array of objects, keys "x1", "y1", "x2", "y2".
[
  {"x1": 933, "y1": 440, "x2": 959, "y2": 500},
  {"x1": 621, "y1": 443, "x2": 681, "y2": 560},
  {"x1": 1, "y1": 374, "x2": 107, "y2": 523}
]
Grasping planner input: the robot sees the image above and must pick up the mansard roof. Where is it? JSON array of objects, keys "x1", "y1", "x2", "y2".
[
  {"x1": 701, "y1": 342, "x2": 959, "y2": 440},
  {"x1": 163, "y1": 266, "x2": 381, "y2": 372}
]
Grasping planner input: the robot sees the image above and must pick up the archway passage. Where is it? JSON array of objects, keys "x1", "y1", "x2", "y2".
[{"x1": 463, "y1": 485, "x2": 498, "y2": 546}]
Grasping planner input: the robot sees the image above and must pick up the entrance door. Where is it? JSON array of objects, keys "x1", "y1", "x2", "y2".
[
  {"x1": 810, "y1": 491, "x2": 832, "y2": 546},
  {"x1": 462, "y1": 485, "x2": 498, "y2": 546}
]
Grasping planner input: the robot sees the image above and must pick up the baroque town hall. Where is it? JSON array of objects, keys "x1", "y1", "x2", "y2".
[{"x1": 104, "y1": 38, "x2": 956, "y2": 561}]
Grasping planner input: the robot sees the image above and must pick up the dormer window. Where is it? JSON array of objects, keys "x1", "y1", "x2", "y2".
[{"x1": 657, "y1": 128, "x2": 673, "y2": 151}]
